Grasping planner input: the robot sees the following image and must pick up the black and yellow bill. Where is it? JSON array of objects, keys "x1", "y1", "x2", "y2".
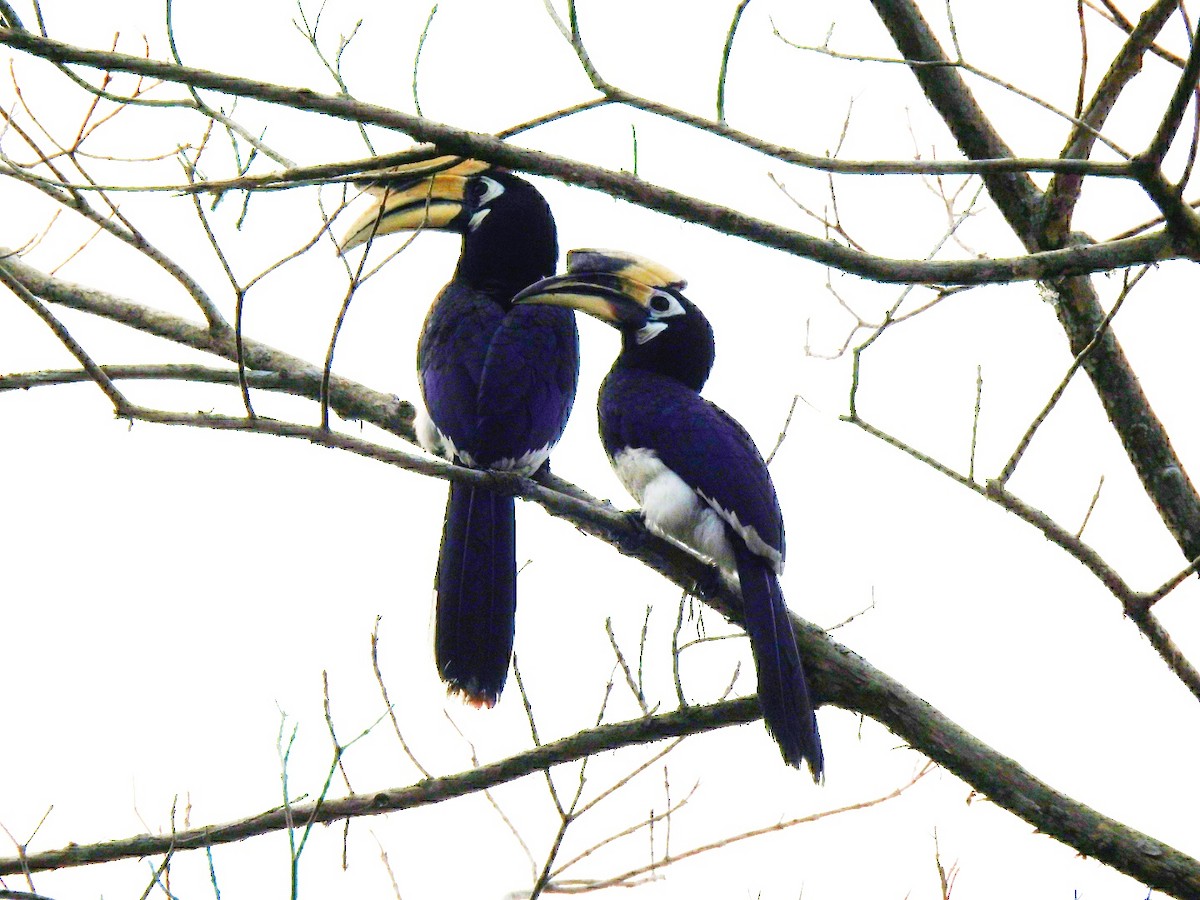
[
  {"x1": 513, "y1": 249, "x2": 686, "y2": 324},
  {"x1": 564, "y1": 249, "x2": 686, "y2": 291},
  {"x1": 339, "y1": 156, "x2": 491, "y2": 252}
]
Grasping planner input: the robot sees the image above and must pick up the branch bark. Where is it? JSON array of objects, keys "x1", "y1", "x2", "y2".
[
  {"x1": 1, "y1": 256, "x2": 1197, "y2": 896},
  {"x1": 0, "y1": 27, "x2": 1179, "y2": 285},
  {"x1": 4, "y1": 14, "x2": 1200, "y2": 895},
  {"x1": 867, "y1": 0, "x2": 1200, "y2": 577}
]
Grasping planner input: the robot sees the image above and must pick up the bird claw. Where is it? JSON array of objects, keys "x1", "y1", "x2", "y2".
[
  {"x1": 622, "y1": 508, "x2": 648, "y2": 531},
  {"x1": 691, "y1": 564, "x2": 727, "y2": 600}
]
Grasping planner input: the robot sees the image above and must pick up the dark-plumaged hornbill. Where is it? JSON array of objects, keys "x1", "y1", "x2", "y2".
[
  {"x1": 340, "y1": 156, "x2": 579, "y2": 708},
  {"x1": 513, "y1": 250, "x2": 823, "y2": 778}
]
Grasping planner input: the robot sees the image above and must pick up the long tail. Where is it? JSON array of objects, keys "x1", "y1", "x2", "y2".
[
  {"x1": 434, "y1": 482, "x2": 517, "y2": 707},
  {"x1": 733, "y1": 537, "x2": 824, "y2": 781}
]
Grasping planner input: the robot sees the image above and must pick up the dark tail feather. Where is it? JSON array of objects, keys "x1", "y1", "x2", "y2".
[
  {"x1": 733, "y1": 538, "x2": 824, "y2": 781},
  {"x1": 434, "y1": 482, "x2": 517, "y2": 707}
]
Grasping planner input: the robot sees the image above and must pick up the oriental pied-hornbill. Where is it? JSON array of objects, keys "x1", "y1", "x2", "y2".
[
  {"x1": 340, "y1": 156, "x2": 579, "y2": 708},
  {"x1": 514, "y1": 250, "x2": 823, "y2": 778}
]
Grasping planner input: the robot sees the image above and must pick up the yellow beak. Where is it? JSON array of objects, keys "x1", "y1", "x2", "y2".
[{"x1": 338, "y1": 156, "x2": 492, "y2": 252}]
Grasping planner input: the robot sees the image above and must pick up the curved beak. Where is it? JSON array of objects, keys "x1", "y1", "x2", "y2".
[
  {"x1": 513, "y1": 248, "x2": 686, "y2": 328},
  {"x1": 512, "y1": 272, "x2": 651, "y2": 328},
  {"x1": 564, "y1": 249, "x2": 685, "y2": 291},
  {"x1": 338, "y1": 157, "x2": 490, "y2": 253},
  {"x1": 339, "y1": 175, "x2": 466, "y2": 252}
]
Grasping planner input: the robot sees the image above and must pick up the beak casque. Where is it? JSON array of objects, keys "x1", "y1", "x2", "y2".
[
  {"x1": 338, "y1": 156, "x2": 492, "y2": 252},
  {"x1": 513, "y1": 249, "x2": 687, "y2": 325},
  {"x1": 564, "y1": 249, "x2": 686, "y2": 291}
]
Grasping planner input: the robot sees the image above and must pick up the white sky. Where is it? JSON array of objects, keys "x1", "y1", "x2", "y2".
[{"x1": 2, "y1": 1, "x2": 1199, "y2": 898}]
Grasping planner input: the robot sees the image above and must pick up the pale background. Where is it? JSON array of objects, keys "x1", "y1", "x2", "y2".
[{"x1": 2, "y1": 1, "x2": 1198, "y2": 897}]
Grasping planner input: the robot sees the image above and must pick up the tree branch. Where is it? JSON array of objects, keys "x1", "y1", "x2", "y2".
[
  {"x1": 0, "y1": 250, "x2": 414, "y2": 436},
  {"x1": 0, "y1": 27, "x2": 1178, "y2": 286},
  {"x1": 1043, "y1": 0, "x2": 1181, "y2": 245},
  {"x1": 1, "y1": 241, "x2": 1197, "y2": 894},
  {"x1": 4, "y1": 21, "x2": 1200, "y2": 895},
  {"x1": 0, "y1": 699, "x2": 763, "y2": 877},
  {"x1": 868, "y1": 0, "x2": 1200, "y2": 592}
]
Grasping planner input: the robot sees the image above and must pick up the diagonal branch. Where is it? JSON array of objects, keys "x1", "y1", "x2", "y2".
[
  {"x1": 1, "y1": 399, "x2": 1197, "y2": 897},
  {"x1": 0, "y1": 249, "x2": 414, "y2": 436},
  {"x1": 0, "y1": 258, "x2": 128, "y2": 411},
  {"x1": 1044, "y1": 0, "x2": 1182, "y2": 244},
  {"x1": 868, "y1": 0, "x2": 1200, "y2": 584},
  {"x1": 0, "y1": 699, "x2": 763, "y2": 877},
  {"x1": 2, "y1": 249, "x2": 1198, "y2": 895},
  {"x1": 0, "y1": 27, "x2": 1177, "y2": 286},
  {"x1": 1144, "y1": 14, "x2": 1200, "y2": 169}
]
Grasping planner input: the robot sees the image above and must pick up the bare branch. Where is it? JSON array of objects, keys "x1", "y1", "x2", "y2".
[
  {"x1": 0, "y1": 28, "x2": 1179, "y2": 287},
  {"x1": 1044, "y1": 0, "x2": 1180, "y2": 244},
  {"x1": 1144, "y1": 17, "x2": 1200, "y2": 167},
  {"x1": 868, "y1": 0, "x2": 1200, "y2": 627},
  {"x1": 0, "y1": 250, "x2": 415, "y2": 435},
  {"x1": 995, "y1": 265, "x2": 1144, "y2": 486},
  {"x1": 715, "y1": 0, "x2": 751, "y2": 123},
  {"x1": 0, "y1": 257, "x2": 128, "y2": 411},
  {"x1": 844, "y1": 411, "x2": 1200, "y2": 706},
  {"x1": 0, "y1": 381, "x2": 1194, "y2": 893},
  {"x1": 412, "y1": 5, "x2": 437, "y2": 118}
]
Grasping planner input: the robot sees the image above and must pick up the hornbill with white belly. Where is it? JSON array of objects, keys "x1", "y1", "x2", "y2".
[
  {"x1": 514, "y1": 249, "x2": 823, "y2": 778},
  {"x1": 341, "y1": 156, "x2": 579, "y2": 708}
]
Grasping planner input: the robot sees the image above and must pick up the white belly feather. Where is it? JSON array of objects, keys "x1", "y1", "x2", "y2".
[
  {"x1": 612, "y1": 447, "x2": 782, "y2": 575},
  {"x1": 416, "y1": 404, "x2": 551, "y2": 475}
]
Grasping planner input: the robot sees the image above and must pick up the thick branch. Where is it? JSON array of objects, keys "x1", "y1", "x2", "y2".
[
  {"x1": 0, "y1": 28, "x2": 1177, "y2": 285},
  {"x1": 1044, "y1": 0, "x2": 1181, "y2": 244},
  {"x1": 2, "y1": 254, "x2": 1198, "y2": 895},
  {"x1": 0, "y1": 251, "x2": 414, "y2": 436},
  {"x1": 0, "y1": 699, "x2": 762, "y2": 876},
  {"x1": 2, "y1": 409, "x2": 1197, "y2": 896},
  {"x1": 868, "y1": 0, "x2": 1200, "y2": 578},
  {"x1": 0, "y1": 363, "x2": 300, "y2": 393}
]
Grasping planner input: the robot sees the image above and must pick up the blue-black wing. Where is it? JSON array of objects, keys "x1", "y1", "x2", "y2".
[
  {"x1": 475, "y1": 303, "x2": 579, "y2": 469},
  {"x1": 419, "y1": 284, "x2": 578, "y2": 469},
  {"x1": 418, "y1": 283, "x2": 504, "y2": 463},
  {"x1": 599, "y1": 367, "x2": 784, "y2": 560}
]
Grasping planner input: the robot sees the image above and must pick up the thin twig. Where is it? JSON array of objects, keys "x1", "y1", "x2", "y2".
[
  {"x1": 1075, "y1": 475, "x2": 1105, "y2": 539},
  {"x1": 411, "y1": 5, "x2": 437, "y2": 117},
  {"x1": 0, "y1": 262, "x2": 128, "y2": 411},
  {"x1": 369, "y1": 619, "x2": 430, "y2": 778},
  {"x1": 765, "y1": 394, "x2": 800, "y2": 466},
  {"x1": 606, "y1": 618, "x2": 650, "y2": 715},
  {"x1": 716, "y1": 0, "x2": 751, "y2": 123},
  {"x1": 968, "y1": 364, "x2": 982, "y2": 482},
  {"x1": 561, "y1": 764, "x2": 933, "y2": 891},
  {"x1": 995, "y1": 266, "x2": 1145, "y2": 485}
]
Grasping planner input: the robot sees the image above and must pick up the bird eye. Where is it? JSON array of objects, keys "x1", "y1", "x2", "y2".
[
  {"x1": 647, "y1": 291, "x2": 684, "y2": 319},
  {"x1": 470, "y1": 175, "x2": 505, "y2": 207}
]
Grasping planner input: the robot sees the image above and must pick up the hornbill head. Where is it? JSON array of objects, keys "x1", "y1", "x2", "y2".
[
  {"x1": 336, "y1": 157, "x2": 554, "y2": 278},
  {"x1": 514, "y1": 249, "x2": 714, "y2": 391},
  {"x1": 340, "y1": 156, "x2": 492, "y2": 249}
]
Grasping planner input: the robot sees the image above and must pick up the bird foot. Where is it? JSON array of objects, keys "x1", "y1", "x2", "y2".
[
  {"x1": 691, "y1": 564, "x2": 728, "y2": 601},
  {"x1": 622, "y1": 508, "x2": 647, "y2": 529}
]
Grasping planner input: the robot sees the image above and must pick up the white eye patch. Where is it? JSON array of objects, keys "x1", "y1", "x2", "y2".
[
  {"x1": 646, "y1": 290, "x2": 685, "y2": 319},
  {"x1": 635, "y1": 290, "x2": 686, "y2": 343},
  {"x1": 635, "y1": 321, "x2": 667, "y2": 344},
  {"x1": 475, "y1": 175, "x2": 505, "y2": 207},
  {"x1": 466, "y1": 176, "x2": 505, "y2": 232}
]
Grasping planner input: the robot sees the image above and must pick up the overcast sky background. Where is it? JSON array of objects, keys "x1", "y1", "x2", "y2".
[{"x1": 2, "y1": 1, "x2": 1199, "y2": 897}]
